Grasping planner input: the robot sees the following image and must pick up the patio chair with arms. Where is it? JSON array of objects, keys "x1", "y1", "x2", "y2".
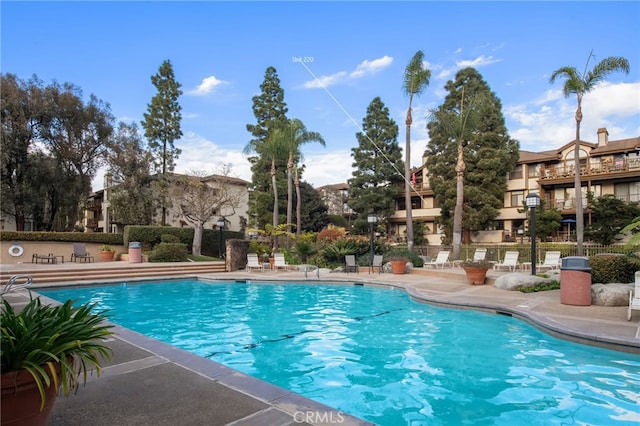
[
  {"x1": 345, "y1": 255, "x2": 358, "y2": 273},
  {"x1": 71, "y1": 243, "x2": 94, "y2": 263}
]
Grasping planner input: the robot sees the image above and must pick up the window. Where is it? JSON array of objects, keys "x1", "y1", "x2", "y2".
[
  {"x1": 509, "y1": 165, "x2": 523, "y2": 180},
  {"x1": 511, "y1": 191, "x2": 524, "y2": 207},
  {"x1": 615, "y1": 182, "x2": 640, "y2": 203},
  {"x1": 528, "y1": 164, "x2": 539, "y2": 178}
]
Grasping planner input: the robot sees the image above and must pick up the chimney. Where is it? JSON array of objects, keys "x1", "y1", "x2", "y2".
[{"x1": 597, "y1": 128, "x2": 608, "y2": 147}]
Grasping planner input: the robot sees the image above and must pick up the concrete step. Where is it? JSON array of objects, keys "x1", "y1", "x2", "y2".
[{"x1": 1, "y1": 262, "x2": 226, "y2": 286}]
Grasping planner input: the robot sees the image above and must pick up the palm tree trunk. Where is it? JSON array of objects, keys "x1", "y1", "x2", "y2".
[
  {"x1": 286, "y1": 153, "x2": 293, "y2": 234},
  {"x1": 405, "y1": 107, "x2": 414, "y2": 252},
  {"x1": 295, "y1": 167, "x2": 301, "y2": 237},
  {"x1": 574, "y1": 99, "x2": 584, "y2": 256},
  {"x1": 452, "y1": 145, "x2": 465, "y2": 259},
  {"x1": 271, "y1": 158, "x2": 279, "y2": 251}
]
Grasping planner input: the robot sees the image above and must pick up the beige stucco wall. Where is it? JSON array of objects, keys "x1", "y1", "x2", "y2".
[{"x1": 0, "y1": 241, "x2": 125, "y2": 265}]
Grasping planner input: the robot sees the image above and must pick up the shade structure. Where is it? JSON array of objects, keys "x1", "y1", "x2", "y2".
[{"x1": 561, "y1": 218, "x2": 576, "y2": 241}]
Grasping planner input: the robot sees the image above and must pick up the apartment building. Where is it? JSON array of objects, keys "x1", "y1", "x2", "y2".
[
  {"x1": 316, "y1": 183, "x2": 354, "y2": 219},
  {"x1": 84, "y1": 172, "x2": 250, "y2": 234},
  {"x1": 388, "y1": 128, "x2": 640, "y2": 244}
]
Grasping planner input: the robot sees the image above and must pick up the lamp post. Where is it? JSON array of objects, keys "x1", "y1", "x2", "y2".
[
  {"x1": 517, "y1": 226, "x2": 524, "y2": 244},
  {"x1": 367, "y1": 214, "x2": 378, "y2": 274},
  {"x1": 217, "y1": 217, "x2": 225, "y2": 259},
  {"x1": 526, "y1": 193, "x2": 540, "y2": 276}
]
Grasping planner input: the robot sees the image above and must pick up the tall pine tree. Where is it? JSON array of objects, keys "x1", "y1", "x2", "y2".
[
  {"x1": 348, "y1": 97, "x2": 404, "y2": 234},
  {"x1": 141, "y1": 59, "x2": 183, "y2": 226},
  {"x1": 425, "y1": 68, "x2": 519, "y2": 246},
  {"x1": 244, "y1": 66, "x2": 289, "y2": 229}
]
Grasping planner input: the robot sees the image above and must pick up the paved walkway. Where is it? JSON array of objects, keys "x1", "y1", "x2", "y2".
[{"x1": 2, "y1": 263, "x2": 639, "y2": 425}]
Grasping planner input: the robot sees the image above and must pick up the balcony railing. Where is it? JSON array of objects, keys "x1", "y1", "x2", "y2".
[{"x1": 540, "y1": 157, "x2": 640, "y2": 181}]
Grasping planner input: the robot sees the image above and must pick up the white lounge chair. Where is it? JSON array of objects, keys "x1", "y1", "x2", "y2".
[
  {"x1": 424, "y1": 251, "x2": 451, "y2": 269},
  {"x1": 246, "y1": 253, "x2": 264, "y2": 272},
  {"x1": 273, "y1": 253, "x2": 291, "y2": 271},
  {"x1": 470, "y1": 248, "x2": 487, "y2": 262},
  {"x1": 493, "y1": 251, "x2": 519, "y2": 272},
  {"x1": 537, "y1": 251, "x2": 561, "y2": 271},
  {"x1": 628, "y1": 271, "x2": 640, "y2": 321}
]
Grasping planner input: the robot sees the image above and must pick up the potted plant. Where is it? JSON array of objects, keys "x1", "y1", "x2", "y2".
[
  {"x1": 1, "y1": 296, "x2": 113, "y2": 426},
  {"x1": 461, "y1": 260, "x2": 492, "y2": 285},
  {"x1": 387, "y1": 248, "x2": 410, "y2": 275},
  {"x1": 100, "y1": 244, "x2": 115, "y2": 262}
]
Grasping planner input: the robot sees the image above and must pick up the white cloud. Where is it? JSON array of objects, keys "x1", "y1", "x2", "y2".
[
  {"x1": 187, "y1": 75, "x2": 229, "y2": 96},
  {"x1": 350, "y1": 55, "x2": 393, "y2": 78},
  {"x1": 505, "y1": 81, "x2": 640, "y2": 151},
  {"x1": 304, "y1": 56, "x2": 393, "y2": 89},
  {"x1": 300, "y1": 150, "x2": 354, "y2": 187},
  {"x1": 456, "y1": 55, "x2": 500, "y2": 69}
]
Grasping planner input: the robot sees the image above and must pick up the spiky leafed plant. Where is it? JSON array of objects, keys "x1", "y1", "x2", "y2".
[
  {"x1": 402, "y1": 50, "x2": 431, "y2": 253},
  {"x1": 550, "y1": 51, "x2": 629, "y2": 255},
  {"x1": 1, "y1": 297, "x2": 113, "y2": 410}
]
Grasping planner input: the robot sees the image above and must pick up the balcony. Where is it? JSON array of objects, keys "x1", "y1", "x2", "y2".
[{"x1": 540, "y1": 157, "x2": 640, "y2": 182}]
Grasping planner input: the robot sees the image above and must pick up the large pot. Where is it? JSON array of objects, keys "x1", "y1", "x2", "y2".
[
  {"x1": 463, "y1": 266, "x2": 488, "y2": 285},
  {"x1": 1, "y1": 366, "x2": 60, "y2": 426},
  {"x1": 100, "y1": 251, "x2": 115, "y2": 262},
  {"x1": 390, "y1": 260, "x2": 407, "y2": 275}
]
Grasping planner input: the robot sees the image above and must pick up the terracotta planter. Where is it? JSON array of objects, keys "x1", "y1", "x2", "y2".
[
  {"x1": 390, "y1": 260, "x2": 407, "y2": 274},
  {"x1": 463, "y1": 266, "x2": 488, "y2": 285},
  {"x1": 100, "y1": 251, "x2": 115, "y2": 262},
  {"x1": 1, "y1": 366, "x2": 60, "y2": 426}
]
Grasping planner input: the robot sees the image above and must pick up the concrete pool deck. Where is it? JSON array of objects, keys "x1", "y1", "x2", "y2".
[{"x1": 2, "y1": 262, "x2": 639, "y2": 425}]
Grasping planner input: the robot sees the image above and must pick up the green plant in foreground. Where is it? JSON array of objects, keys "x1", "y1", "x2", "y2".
[
  {"x1": 1, "y1": 297, "x2": 114, "y2": 409},
  {"x1": 520, "y1": 281, "x2": 561, "y2": 293}
]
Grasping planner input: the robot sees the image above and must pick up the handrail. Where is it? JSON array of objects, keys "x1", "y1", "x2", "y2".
[{"x1": 1, "y1": 274, "x2": 33, "y2": 295}]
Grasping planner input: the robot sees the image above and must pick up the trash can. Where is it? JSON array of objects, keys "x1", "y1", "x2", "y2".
[
  {"x1": 128, "y1": 242, "x2": 142, "y2": 264},
  {"x1": 560, "y1": 256, "x2": 591, "y2": 306}
]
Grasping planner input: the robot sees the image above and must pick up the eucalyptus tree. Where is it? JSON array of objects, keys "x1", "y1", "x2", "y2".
[
  {"x1": 274, "y1": 118, "x2": 325, "y2": 235},
  {"x1": 0, "y1": 73, "x2": 45, "y2": 230},
  {"x1": 40, "y1": 80, "x2": 114, "y2": 230},
  {"x1": 550, "y1": 51, "x2": 630, "y2": 255},
  {"x1": 425, "y1": 68, "x2": 519, "y2": 248},
  {"x1": 244, "y1": 66, "x2": 289, "y2": 229},
  {"x1": 348, "y1": 97, "x2": 404, "y2": 234},
  {"x1": 402, "y1": 50, "x2": 431, "y2": 253},
  {"x1": 141, "y1": 59, "x2": 183, "y2": 225}
]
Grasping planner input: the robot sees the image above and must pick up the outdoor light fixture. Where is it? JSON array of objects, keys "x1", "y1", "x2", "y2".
[
  {"x1": 367, "y1": 214, "x2": 378, "y2": 274},
  {"x1": 217, "y1": 217, "x2": 225, "y2": 259},
  {"x1": 525, "y1": 193, "x2": 540, "y2": 276}
]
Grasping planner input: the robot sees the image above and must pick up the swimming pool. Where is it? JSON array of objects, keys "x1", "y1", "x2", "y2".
[{"x1": 40, "y1": 280, "x2": 640, "y2": 425}]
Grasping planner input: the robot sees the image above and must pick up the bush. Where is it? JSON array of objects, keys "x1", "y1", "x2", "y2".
[
  {"x1": 147, "y1": 242, "x2": 188, "y2": 262},
  {"x1": 161, "y1": 234, "x2": 180, "y2": 243},
  {"x1": 589, "y1": 254, "x2": 640, "y2": 283}
]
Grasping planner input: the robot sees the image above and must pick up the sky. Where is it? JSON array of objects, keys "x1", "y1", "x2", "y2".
[{"x1": 2, "y1": 1, "x2": 639, "y2": 192}]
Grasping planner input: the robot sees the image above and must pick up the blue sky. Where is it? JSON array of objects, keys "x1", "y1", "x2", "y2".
[{"x1": 2, "y1": 1, "x2": 639, "y2": 191}]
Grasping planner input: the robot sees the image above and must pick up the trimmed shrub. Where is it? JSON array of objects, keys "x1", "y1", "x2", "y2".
[
  {"x1": 147, "y1": 242, "x2": 188, "y2": 262},
  {"x1": 161, "y1": 234, "x2": 180, "y2": 243},
  {"x1": 589, "y1": 254, "x2": 640, "y2": 283}
]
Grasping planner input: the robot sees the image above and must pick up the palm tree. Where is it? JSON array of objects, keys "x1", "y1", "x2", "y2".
[
  {"x1": 277, "y1": 119, "x2": 325, "y2": 235},
  {"x1": 550, "y1": 52, "x2": 630, "y2": 255},
  {"x1": 402, "y1": 51, "x2": 431, "y2": 253},
  {"x1": 263, "y1": 127, "x2": 288, "y2": 251}
]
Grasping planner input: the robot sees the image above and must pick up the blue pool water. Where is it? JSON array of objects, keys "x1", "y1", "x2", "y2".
[{"x1": 40, "y1": 280, "x2": 640, "y2": 425}]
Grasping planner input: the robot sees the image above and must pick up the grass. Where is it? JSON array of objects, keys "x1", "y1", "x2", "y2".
[{"x1": 187, "y1": 254, "x2": 220, "y2": 261}]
